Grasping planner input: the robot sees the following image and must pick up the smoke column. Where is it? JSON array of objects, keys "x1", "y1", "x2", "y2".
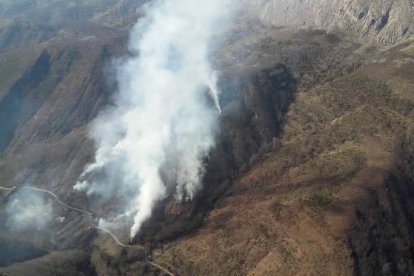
[
  {"x1": 6, "y1": 190, "x2": 52, "y2": 231},
  {"x1": 75, "y1": 0, "x2": 234, "y2": 238}
]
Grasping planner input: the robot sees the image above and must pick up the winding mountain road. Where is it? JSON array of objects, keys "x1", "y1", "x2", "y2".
[{"x1": 0, "y1": 186, "x2": 175, "y2": 276}]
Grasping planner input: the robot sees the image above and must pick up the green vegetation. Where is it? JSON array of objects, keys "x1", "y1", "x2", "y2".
[
  {"x1": 279, "y1": 72, "x2": 413, "y2": 167},
  {"x1": 254, "y1": 64, "x2": 414, "y2": 219},
  {"x1": 0, "y1": 59, "x2": 18, "y2": 90},
  {"x1": 0, "y1": 62, "x2": 16, "y2": 79},
  {"x1": 302, "y1": 189, "x2": 334, "y2": 209}
]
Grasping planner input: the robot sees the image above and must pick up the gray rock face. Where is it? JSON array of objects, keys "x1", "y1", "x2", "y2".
[{"x1": 244, "y1": 0, "x2": 414, "y2": 45}]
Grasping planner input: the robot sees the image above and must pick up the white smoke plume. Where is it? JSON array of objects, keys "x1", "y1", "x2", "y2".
[
  {"x1": 5, "y1": 190, "x2": 52, "y2": 231},
  {"x1": 75, "y1": 0, "x2": 235, "y2": 238}
]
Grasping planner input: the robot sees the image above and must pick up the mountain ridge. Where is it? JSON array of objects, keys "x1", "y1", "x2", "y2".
[{"x1": 0, "y1": 1, "x2": 414, "y2": 275}]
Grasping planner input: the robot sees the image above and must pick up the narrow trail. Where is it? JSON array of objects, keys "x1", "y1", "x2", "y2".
[{"x1": 0, "y1": 186, "x2": 175, "y2": 276}]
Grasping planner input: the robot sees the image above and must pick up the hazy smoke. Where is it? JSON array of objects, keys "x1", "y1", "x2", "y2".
[
  {"x1": 6, "y1": 190, "x2": 52, "y2": 231},
  {"x1": 76, "y1": 0, "x2": 234, "y2": 238}
]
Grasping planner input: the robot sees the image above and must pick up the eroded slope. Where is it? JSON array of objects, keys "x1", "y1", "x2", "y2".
[{"x1": 153, "y1": 39, "x2": 414, "y2": 275}]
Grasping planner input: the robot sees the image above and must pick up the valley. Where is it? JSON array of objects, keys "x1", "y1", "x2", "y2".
[{"x1": 0, "y1": 0, "x2": 413, "y2": 275}]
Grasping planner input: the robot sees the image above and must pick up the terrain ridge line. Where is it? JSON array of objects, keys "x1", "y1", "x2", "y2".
[{"x1": 0, "y1": 186, "x2": 175, "y2": 276}]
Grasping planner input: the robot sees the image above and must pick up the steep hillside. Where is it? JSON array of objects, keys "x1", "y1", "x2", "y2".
[
  {"x1": 153, "y1": 37, "x2": 414, "y2": 276},
  {"x1": 0, "y1": 35, "x2": 126, "y2": 270},
  {"x1": 245, "y1": 0, "x2": 414, "y2": 45},
  {"x1": 0, "y1": 0, "x2": 144, "y2": 26},
  {"x1": 86, "y1": 25, "x2": 368, "y2": 275},
  {"x1": 0, "y1": 0, "x2": 144, "y2": 53},
  {"x1": 0, "y1": 1, "x2": 414, "y2": 275}
]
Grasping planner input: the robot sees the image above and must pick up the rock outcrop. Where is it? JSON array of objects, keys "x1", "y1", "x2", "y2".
[
  {"x1": 0, "y1": 0, "x2": 414, "y2": 275},
  {"x1": 245, "y1": 0, "x2": 414, "y2": 45}
]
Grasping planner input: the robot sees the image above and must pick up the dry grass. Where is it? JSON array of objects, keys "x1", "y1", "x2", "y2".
[{"x1": 154, "y1": 39, "x2": 414, "y2": 275}]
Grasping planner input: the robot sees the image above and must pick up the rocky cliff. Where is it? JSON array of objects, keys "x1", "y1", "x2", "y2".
[{"x1": 245, "y1": 0, "x2": 414, "y2": 45}]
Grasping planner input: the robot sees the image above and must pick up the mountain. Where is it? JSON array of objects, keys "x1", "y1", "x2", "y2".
[
  {"x1": 0, "y1": 0, "x2": 414, "y2": 275},
  {"x1": 0, "y1": 0, "x2": 144, "y2": 53},
  {"x1": 249, "y1": 0, "x2": 414, "y2": 45}
]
